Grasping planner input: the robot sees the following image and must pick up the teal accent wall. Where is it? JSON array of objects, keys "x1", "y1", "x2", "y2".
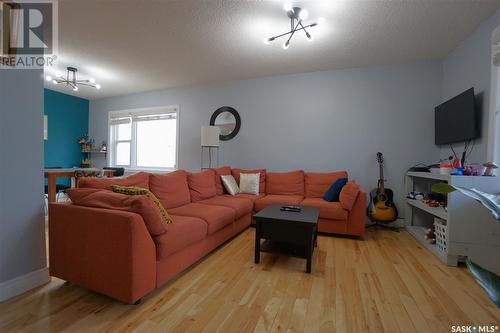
[{"x1": 44, "y1": 89, "x2": 89, "y2": 184}]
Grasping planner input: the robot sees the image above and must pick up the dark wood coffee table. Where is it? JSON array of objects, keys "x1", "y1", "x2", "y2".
[{"x1": 254, "y1": 205, "x2": 320, "y2": 273}]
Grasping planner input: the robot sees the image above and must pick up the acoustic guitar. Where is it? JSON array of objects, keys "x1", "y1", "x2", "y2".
[{"x1": 367, "y1": 152, "x2": 398, "y2": 223}]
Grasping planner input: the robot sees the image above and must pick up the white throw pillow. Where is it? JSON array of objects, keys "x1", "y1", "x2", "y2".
[
  {"x1": 239, "y1": 173, "x2": 260, "y2": 195},
  {"x1": 221, "y1": 175, "x2": 240, "y2": 196}
]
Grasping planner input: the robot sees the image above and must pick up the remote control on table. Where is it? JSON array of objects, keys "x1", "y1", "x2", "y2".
[{"x1": 280, "y1": 205, "x2": 302, "y2": 212}]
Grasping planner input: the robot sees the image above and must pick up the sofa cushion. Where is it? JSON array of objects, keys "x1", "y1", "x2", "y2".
[
  {"x1": 232, "y1": 168, "x2": 266, "y2": 193},
  {"x1": 188, "y1": 169, "x2": 217, "y2": 202},
  {"x1": 155, "y1": 215, "x2": 208, "y2": 259},
  {"x1": 266, "y1": 170, "x2": 305, "y2": 196},
  {"x1": 149, "y1": 170, "x2": 191, "y2": 209},
  {"x1": 77, "y1": 172, "x2": 150, "y2": 190},
  {"x1": 239, "y1": 173, "x2": 260, "y2": 195},
  {"x1": 168, "y1": 203, "x2": 236, "y2": 235},
  {"x1": 305, "y1": 171, "x2": 348, "y2": 198},
  {"x1": 199, "y1": 195, "x2": 253, "y2": 219},
  {"x1": 110, "y1": 185, "x2": 172, "y2": 224},
  {"x1": 323, "y1": 178, "x2": 348, "y2": 202},
  {"x1": 221, "y1": 175, "x2": 240, "y2": 195},
  {"x1": 225, "y1": 193, "x2": 265, "y2": 202},
  {"x1": 301, "y1": 197, "x2": 349, "y2": 220},
  {"x1": 339, "y1": 181, "x2": 360, "y2": 211},
  {"x1": 211, "y1": 166, "x2": 232, "y2": 195},
  {"x1": 254, "y1": 194, "x2": 303, "y2": 212},
  {"x1": 66, "y1": 188, "x2": 167, "y2": 237}
]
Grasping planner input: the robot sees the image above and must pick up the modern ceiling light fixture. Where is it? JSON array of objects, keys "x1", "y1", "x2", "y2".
[
  {"x1": 45, "y1": 67, "x2": 101, "y2": 92},
  {"x1": 264, "y1": 4, "x2": 319, "y2": 49}
]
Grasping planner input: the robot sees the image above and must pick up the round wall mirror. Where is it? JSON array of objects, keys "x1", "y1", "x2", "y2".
[{"x1": 210, "y1": 106, "x2": 241, "y2": 141}]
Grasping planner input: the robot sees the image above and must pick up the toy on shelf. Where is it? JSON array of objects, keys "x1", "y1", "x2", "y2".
[
  {"x1": 407, "y1": 191, "x2": 447, "y2": 209},
  {"x1": 78, "y1": 134, "x2": 97, "y2": 167},
  {"x1": 81, "y1": 158, "x2": 91, "y2": 168},
  {"x1": 406, "y1": 191, "x2": 424, "y2": 200},
  {"x1": 483, "y1": 162, "x2": 498, "y2": 176},
  {"x1": 421, "y1": 198, "x2": 441, "y2": 208},
  {"x1": 78, "y1": 134, "x2": 95, "y2": 152},
  {"x1": 425, "y1": 227, "x2": 436, "y2": 244},
  {"x1": 463, "y1": 164, "x2": 487, "y2": 176},
  {"x1": 99, "y1": 141, "x2": 107, "y2": 153}
]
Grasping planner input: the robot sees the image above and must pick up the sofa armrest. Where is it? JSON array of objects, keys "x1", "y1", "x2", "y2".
[
  {"x1": 339, "y1": 181, "x2": 362, "y2": 211},
  {"x1": 346, "y1": 189, "x2": 367, "y2": 237},
  {"x1": 49, "y1": 203, "x2": 156, "y2": 304}
]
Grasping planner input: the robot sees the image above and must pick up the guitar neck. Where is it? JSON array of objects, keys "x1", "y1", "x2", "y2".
[{"x1": 379, "y1": 163, "x2": 385, "y2": 194}]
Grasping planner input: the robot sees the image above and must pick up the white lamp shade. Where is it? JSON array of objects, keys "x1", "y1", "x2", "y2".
[{"x1": 201, "y1": 126, "x2": 220, "y2": 147}]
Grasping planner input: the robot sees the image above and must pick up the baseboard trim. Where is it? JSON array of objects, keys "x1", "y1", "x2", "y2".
[{"x1": 0, "y1": 267, "x2": 50, "y2": 302}]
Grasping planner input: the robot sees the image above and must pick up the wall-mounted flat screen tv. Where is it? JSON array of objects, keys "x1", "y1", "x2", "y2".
[{"x1": 435, "y1": 87, "x2": 478, "y2": 145}]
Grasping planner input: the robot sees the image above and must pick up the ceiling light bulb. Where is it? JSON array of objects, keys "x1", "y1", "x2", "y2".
[
  {"x1": 299, "y1": 9, "x2": 308, "y2": 20},
  {"x1": 45, "y1": 75, "x2": 52, "y2": 82},
  {"x1": 89, "y1": 78, "x2": 96, "y2": 83},
  {"x1": 52, "y1": 79, "x2": 58, "y2": 84},
  {"x1": 306, "y1": 32, "x2": 313, "y2": 41},
  {"x1": 263, "y1": 38, "x2": 270, "y2": 45},
  {"x1": 283, "y1": 40, "x2": 290, "y2": 50},
  {"x1": 73, "y1": 86, "x2": 79, "y2": 92},
  {"x1": 283, "y1": 3, "x2": 292, "y2": 12},
  {"x1": 95, "y1": 84, "x2": 101, "y2": 90}
]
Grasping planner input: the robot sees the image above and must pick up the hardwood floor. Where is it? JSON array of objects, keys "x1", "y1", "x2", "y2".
[{"x1": 0, "y1": 228, "x2": 498, "y2": 332}]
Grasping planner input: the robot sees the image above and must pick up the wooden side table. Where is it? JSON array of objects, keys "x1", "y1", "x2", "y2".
[
  {"x1": 254, "y1": 205, "x2": 319, "y2": 273},
  {"x1": 44, "y1": 168, "x2": 114, "y2": 203}
]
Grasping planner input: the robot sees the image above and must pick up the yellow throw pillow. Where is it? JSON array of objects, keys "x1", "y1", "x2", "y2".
[{"x1": 111, "y1": 185, "x2": 173, "y2": 224}]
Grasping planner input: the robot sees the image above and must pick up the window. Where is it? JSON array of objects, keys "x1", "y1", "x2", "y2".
[{"x1": 109, "y1": 106, "x2": 179, "y2": 170}]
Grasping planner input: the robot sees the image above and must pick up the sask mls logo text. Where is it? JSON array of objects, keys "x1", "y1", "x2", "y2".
[
  {"x1": 451, "y1": 325, "x2": 499, "y2": 333},
  {"x1": 0, "y1": 0, "x2": 58, "y2": 69}
]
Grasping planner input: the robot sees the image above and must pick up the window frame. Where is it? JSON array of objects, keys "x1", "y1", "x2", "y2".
[{"x1": 108, "y1": 105, "x2": 180, "y2": 172}]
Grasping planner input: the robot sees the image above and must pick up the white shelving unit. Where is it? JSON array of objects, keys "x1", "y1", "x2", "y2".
[
  {"x1": 406, "y1": 199, "x2": 448, "y2": 220},
  {"x1": 405, "y1": 172, "x2": 500, "y2": 271},
  {"x1": 406, "y1": 225, "x2": 449, "y2": 263}
]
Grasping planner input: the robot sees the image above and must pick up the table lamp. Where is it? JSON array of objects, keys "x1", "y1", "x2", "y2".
[{"x1": 201, "y1": 126, "x2": 220, "y2": 169}]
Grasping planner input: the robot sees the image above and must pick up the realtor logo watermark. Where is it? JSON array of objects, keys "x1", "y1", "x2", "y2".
[
  {"x1": 451, "y1": 325, "x2": 499, "y2": 332},
  {"x1": 0, "y1": 0, "x2": 58, "y2": 69}
]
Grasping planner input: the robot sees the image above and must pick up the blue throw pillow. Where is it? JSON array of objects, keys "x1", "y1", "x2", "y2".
[{"x1": 323, "y1": 178, "x2": 348, "y2": 202}]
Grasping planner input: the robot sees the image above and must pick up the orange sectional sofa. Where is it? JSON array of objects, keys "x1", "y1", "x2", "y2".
[{"x1": 49, "y1": 168, "x2": 366, "y2": 304}]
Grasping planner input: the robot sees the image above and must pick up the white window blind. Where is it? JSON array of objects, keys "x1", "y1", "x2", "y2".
[
  {"x1": 109, "y1": 117, "x2": 131, "y2": 125},
  {"x1": 109, "y1": 106, "x2": 179, "y2": 170}
]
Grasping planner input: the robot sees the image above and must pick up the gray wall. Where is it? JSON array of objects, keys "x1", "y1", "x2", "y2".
[
  {"x1": 496, "y1": 65, "x2": 500, "y2": 162},
  {"x1": 90, "y1": 61, "x2": 443, "y2": 210},
  {"x1": 0, "y1": 70, "x2": 47, "y2": 284},
  {"x1": 441, "y1": 10, "x2": 500, "y2": 163}
]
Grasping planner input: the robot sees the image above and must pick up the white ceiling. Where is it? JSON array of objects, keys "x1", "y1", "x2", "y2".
[{"x1": 44, "y1": 0, "x2": 500, "y2": 100}]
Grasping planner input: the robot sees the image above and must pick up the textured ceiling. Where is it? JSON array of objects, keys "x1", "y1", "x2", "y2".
[{"x1": 44, "y1": 0, "x2": 500, "y2": 99}]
